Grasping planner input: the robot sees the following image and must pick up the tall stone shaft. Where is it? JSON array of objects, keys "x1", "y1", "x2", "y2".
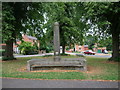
[{"x1": 54, "y1": 22, "x2": 60, "y2": 61}]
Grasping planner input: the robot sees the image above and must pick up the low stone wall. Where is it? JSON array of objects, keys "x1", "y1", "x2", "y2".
[{"x1": 27, "y1": 58, "x2": 87, "y2": 71}]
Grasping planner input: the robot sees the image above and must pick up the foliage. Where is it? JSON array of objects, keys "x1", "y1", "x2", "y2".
[
  {"x1": 36, "y1": 34, "x2": 51, "y2": 54},
  {"x1": 84, "y1": 34, "x2": 98, "y2": 50},
  {"x1": 38, "y1": 32, "x2": 53, "y2": 53},
  {"x1": 84, "y1": 34, "x2": 112, "y2": 51},
  {"x1": 40, "y1": 45, "x2": 53, "y2": 53},
  {"x1": 2, "y1": 3, "x2": 15, "y2": 42},
  {"x1": 2, "y1": 57, "x2": 17, "y2": 61},
  {"x1": 83, "y1": 2, "x2": 120, "y2": 34},
  {"x1": 2, "y1": 2, "x2": 45, "y2": 42},
  {"x1": 77, "y1": 2, "x2": 120, "y2": 61},
  {"x1": 0, "y1": 49, "x2": 5, "y2": 56},
  {"x1": 2, "y1": 2, "x2": 119, "y2": 61},
  {"x1": 2, "y1": 3, "x2": 30, "y2": 59},
  {"x1": 98, "y1": 37, "x2": 112, "y2": 51},
  {"x1": 19, "y1": 41, "x2": 37, "y2": 55},
  {"x1": 2, "y1": 3, "x2": 32, "y2": 42},
  {"x1": 24, "y1": 3, "x2": 45, "y2": 38},
  {"x1": 33, "y1": 42, "x2": 39, "y2": 50},
  {"x1": 44, "y1": 3, "x2": 85, "y2": 54},
  {"x1": 2, "y1": 2, "x2": 45, "y2": 59}
]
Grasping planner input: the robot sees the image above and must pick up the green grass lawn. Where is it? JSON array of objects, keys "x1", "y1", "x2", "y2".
[{"x1": 1, "y1": 56, "x2": 119, "y2": 80}]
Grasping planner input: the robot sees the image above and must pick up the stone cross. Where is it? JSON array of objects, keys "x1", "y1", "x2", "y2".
[{"x1": 54, "y1": 22, "x2": 61, "y2": 61}]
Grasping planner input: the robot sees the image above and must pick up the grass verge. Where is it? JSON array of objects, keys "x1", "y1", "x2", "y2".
[{"x1": 1, "y1": 56, "x2": 119, "y2": 80}]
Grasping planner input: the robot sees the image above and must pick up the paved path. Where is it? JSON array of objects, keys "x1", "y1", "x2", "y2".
[
  {"x1": 66, "y1": 52, "x2": 112, "y2": 58},
  {"x1": 14, "y1": 52, "x2": 111, "y2": 58},
  {"x1": 14, "y1": 53, "x2": 54, "y2": 58},
  {"x1": 2, "y1": 78, "x2": 118, "y2": 88}
]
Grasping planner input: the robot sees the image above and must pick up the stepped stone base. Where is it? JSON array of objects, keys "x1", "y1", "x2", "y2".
[{"x1": 27, "y1": 58, "x2": 87, "y2": 71}]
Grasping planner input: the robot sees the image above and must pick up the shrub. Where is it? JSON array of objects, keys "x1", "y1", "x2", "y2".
[
  {"x1": 19, "y1": 41, "x2": 38, "y2": 55},
  {"x1": 2, "y1": 57, "x2": 16, "y2": 61},
  {"x1": 40, "y1": 45, "x2": 53, "y2": 53},
  {"x1": 0, "y1": 49, "x2": 5, "y2": 56}
]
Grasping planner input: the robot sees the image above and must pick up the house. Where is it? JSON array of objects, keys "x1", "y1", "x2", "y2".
[
  {"x1": 74, "y1": 44, "x2": 89, "y2": 52},
  {"x1": 13, "y1": 34, "x2": 40, "y2": 54},
  {"x1": 92, "y1": 43, "x2": 107, "y2": 53},
  {"x1": 75, "y1": 44, "x2": 107, "y2": 53},
  {"x1": 96, "y1": 47, "x2": 106, "y2": 53},
  {"x1": 65, "y1": 44, "x2": 89, "y2": 52}
]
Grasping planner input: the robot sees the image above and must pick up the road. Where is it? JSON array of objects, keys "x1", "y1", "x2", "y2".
[
  {"x1": 14, "y1": 52, "x2": 111, "y2": 58},
  {"x1": 14, "y1": 53, "x2": 54, "y2": 58},
  {"x1": 66, "y1": 52, "x2": 112, "y2": 58},
  {"x1": 2, "y1": 78, "x2": 119, "y2": 88}
]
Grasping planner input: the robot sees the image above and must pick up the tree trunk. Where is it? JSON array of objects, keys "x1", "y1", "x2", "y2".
[
  {"x1": 3, "y1": 39, "x2": 15, "y2": 60},
  {"x1": 109, "y1": 32, "x2": 120, "y2": 61},
  {"x1": 62, "y1": 44, "x2": 65, "y2": 54}
]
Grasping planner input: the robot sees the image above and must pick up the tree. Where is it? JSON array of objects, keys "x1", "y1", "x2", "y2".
[
  {"x1": 2, "y1": 2, "x2": 44, "y2": 60},
  {"x1": 77, "y1": 2, "x2": 120, "y2": 61},
  {"x1": 98, "y1": 37, "x2": 112, "y2": 51},
  {"x1": 84, "y1": 34, "x2": 98, "y2": 50},
  {"x1": 44, "y1": 2, "x2": 84, "y2": 54},
  {"x1": 2, "y1": 3, "x2": 17, "y2": 60}
]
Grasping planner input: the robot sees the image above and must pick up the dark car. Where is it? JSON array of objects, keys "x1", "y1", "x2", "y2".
[{"x1": 83, "y1": 50, "x2": 96, "y2": 55}]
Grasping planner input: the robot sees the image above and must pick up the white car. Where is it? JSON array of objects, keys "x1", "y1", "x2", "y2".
[{"x1": 104, "y1": 50, "x2": 108, "y2": 54}]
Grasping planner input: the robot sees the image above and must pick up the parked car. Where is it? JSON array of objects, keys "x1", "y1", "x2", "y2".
[
  {"x1": 103, "y1": 50, "x2": 108, "y2": 54},
  {"x1": 83, "y1": 50, "x2": 96, "y2": 55}
]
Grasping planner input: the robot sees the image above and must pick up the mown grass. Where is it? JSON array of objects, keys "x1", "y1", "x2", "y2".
[
  {"x1": 85, "y1": 57, "x2": 119, "y2": 80},
  {"x1": 1, "y1": 56, "x2": 119, "y2": 80}
]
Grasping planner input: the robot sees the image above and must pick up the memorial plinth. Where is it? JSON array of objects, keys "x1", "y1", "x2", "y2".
[
  {"x1": 27, "y1": 22, "x2": 87, "y2": 71},
  {"x1": 54, "y1": 22, "x2": 60, "y2": 61}
]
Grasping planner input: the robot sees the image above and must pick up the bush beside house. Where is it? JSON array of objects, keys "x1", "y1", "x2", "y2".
[
  {"x1": 19, "y1": 41, "x2": 38, "y2": 55},
  {"x1": 13, "y1": 34, "x2": 40, "y2": 54},
  {"x1": 0, "y1": 49, "x2": 5, "y2": 56}
]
